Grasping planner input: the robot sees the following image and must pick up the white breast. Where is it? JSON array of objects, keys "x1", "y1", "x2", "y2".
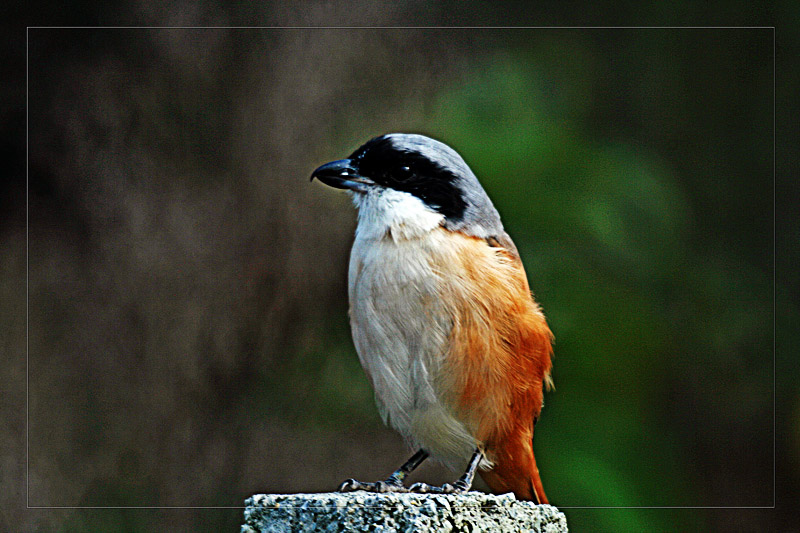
[{"x1": 347, "y1": 189, "x2": 478, "y2": 466}]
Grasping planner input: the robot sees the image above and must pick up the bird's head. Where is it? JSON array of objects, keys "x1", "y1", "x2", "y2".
[{"x1": 311, "y1": 133, "x2": 504, "y2": 239}]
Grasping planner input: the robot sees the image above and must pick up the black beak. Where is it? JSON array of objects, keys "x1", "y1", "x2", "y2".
[{"x1": 310, "y1": 159, "x2": 374, "y2": 193}]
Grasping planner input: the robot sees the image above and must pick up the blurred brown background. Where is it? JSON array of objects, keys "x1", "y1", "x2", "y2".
[{"x1": 3, "y1": 2, "x2": 798, "y2": 532}]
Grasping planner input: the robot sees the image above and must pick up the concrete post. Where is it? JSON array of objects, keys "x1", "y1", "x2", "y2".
[{"x1": 242, "y1": 491, "x2": 568, "y2": 532}]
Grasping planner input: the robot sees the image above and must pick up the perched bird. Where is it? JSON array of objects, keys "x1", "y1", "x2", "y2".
[{"x1": 311, "y1": 133, "x2": 554, "y2": 504}]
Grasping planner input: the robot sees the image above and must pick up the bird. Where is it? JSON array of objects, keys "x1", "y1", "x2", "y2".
[{"x1": 311, "y1": 133, "x2": 554, "y2": 504}]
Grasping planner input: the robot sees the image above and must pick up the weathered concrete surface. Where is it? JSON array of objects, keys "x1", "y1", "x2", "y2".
[{"x1": 242, "y1": 491, "x2": 567, "y2": 532}]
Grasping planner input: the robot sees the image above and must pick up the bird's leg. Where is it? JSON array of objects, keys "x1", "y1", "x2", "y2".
[
  {"x1": 409, "y1": 448, "x2": 483, "y2": 495},
  {"x1": 338, "y1": 449, "x2": 429, "y2": 493}
]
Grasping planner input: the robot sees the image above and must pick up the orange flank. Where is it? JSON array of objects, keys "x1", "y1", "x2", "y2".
[{"x1": 436, "y1": 229, "x2": 553, "y2": 504}]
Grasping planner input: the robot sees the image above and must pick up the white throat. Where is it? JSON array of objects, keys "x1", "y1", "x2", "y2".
[{"x1": 351, "y1": 188, "x2": 444, "y2": 242}]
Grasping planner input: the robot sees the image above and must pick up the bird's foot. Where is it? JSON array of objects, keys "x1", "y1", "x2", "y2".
[
  {"x1": 338, "y1": 477, "x2": 409, "y2": 493},
  {"x1": 408, "y1": 479, "x2": 470, "y2": 495}
]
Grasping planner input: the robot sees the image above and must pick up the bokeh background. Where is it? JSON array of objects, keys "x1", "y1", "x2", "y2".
[{"x1": 4, "y1": 3, "x2": 798, "y2": 532}]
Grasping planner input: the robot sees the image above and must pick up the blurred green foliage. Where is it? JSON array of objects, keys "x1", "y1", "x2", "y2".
[{"x1": 316, "y1": 33, "x2": 775, "y2": 532}]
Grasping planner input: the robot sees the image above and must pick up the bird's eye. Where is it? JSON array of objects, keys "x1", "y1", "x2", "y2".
[{"x1": 395, "y1": 165, "x2": 413, "y2": 181}]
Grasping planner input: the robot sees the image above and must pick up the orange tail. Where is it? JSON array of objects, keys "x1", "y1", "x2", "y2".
[
  {"x1": 480, "y1": 436, "x2": 548, "y2": 504},
  {"x1": 529, "y1": 451, "x2": 548, "y2": 505}
]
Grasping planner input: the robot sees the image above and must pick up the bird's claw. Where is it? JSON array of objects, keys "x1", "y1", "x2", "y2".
[
  {"x1": 375, "y1": 480, "x2": 409, "y2": 493},
  {"x1": 408, "y1": 481, "x2": 468, "y2": 494},
  {"x1": 337, "y1": 478, "x2": 408, "y2": 493},
  {"x1": 337, "y1": 478, "x2": 362, "y2": 492}
]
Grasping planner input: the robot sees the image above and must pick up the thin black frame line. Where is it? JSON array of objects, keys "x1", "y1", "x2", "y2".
[
  {"x1": 28, "y1": 507, "x2": 246, "y2": 510},
  {"x1": 25, "y1": 25, "x2": 777, "y2": 512},
  {"x1": 25, "y1": 26, "x2": 775, "y2": 30},
  {"x1": 25, "y1": 25, "x2": 30, "y2": 511},
  {"x1": 559, "y1": 506, "x2": 776, "y2": 510},
  {"x1": 25, "y1": 505, "x2": 777, "y2": 510},
  {"x1": 771, "y1": 26, "x2": 777, "y2": 511}
]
